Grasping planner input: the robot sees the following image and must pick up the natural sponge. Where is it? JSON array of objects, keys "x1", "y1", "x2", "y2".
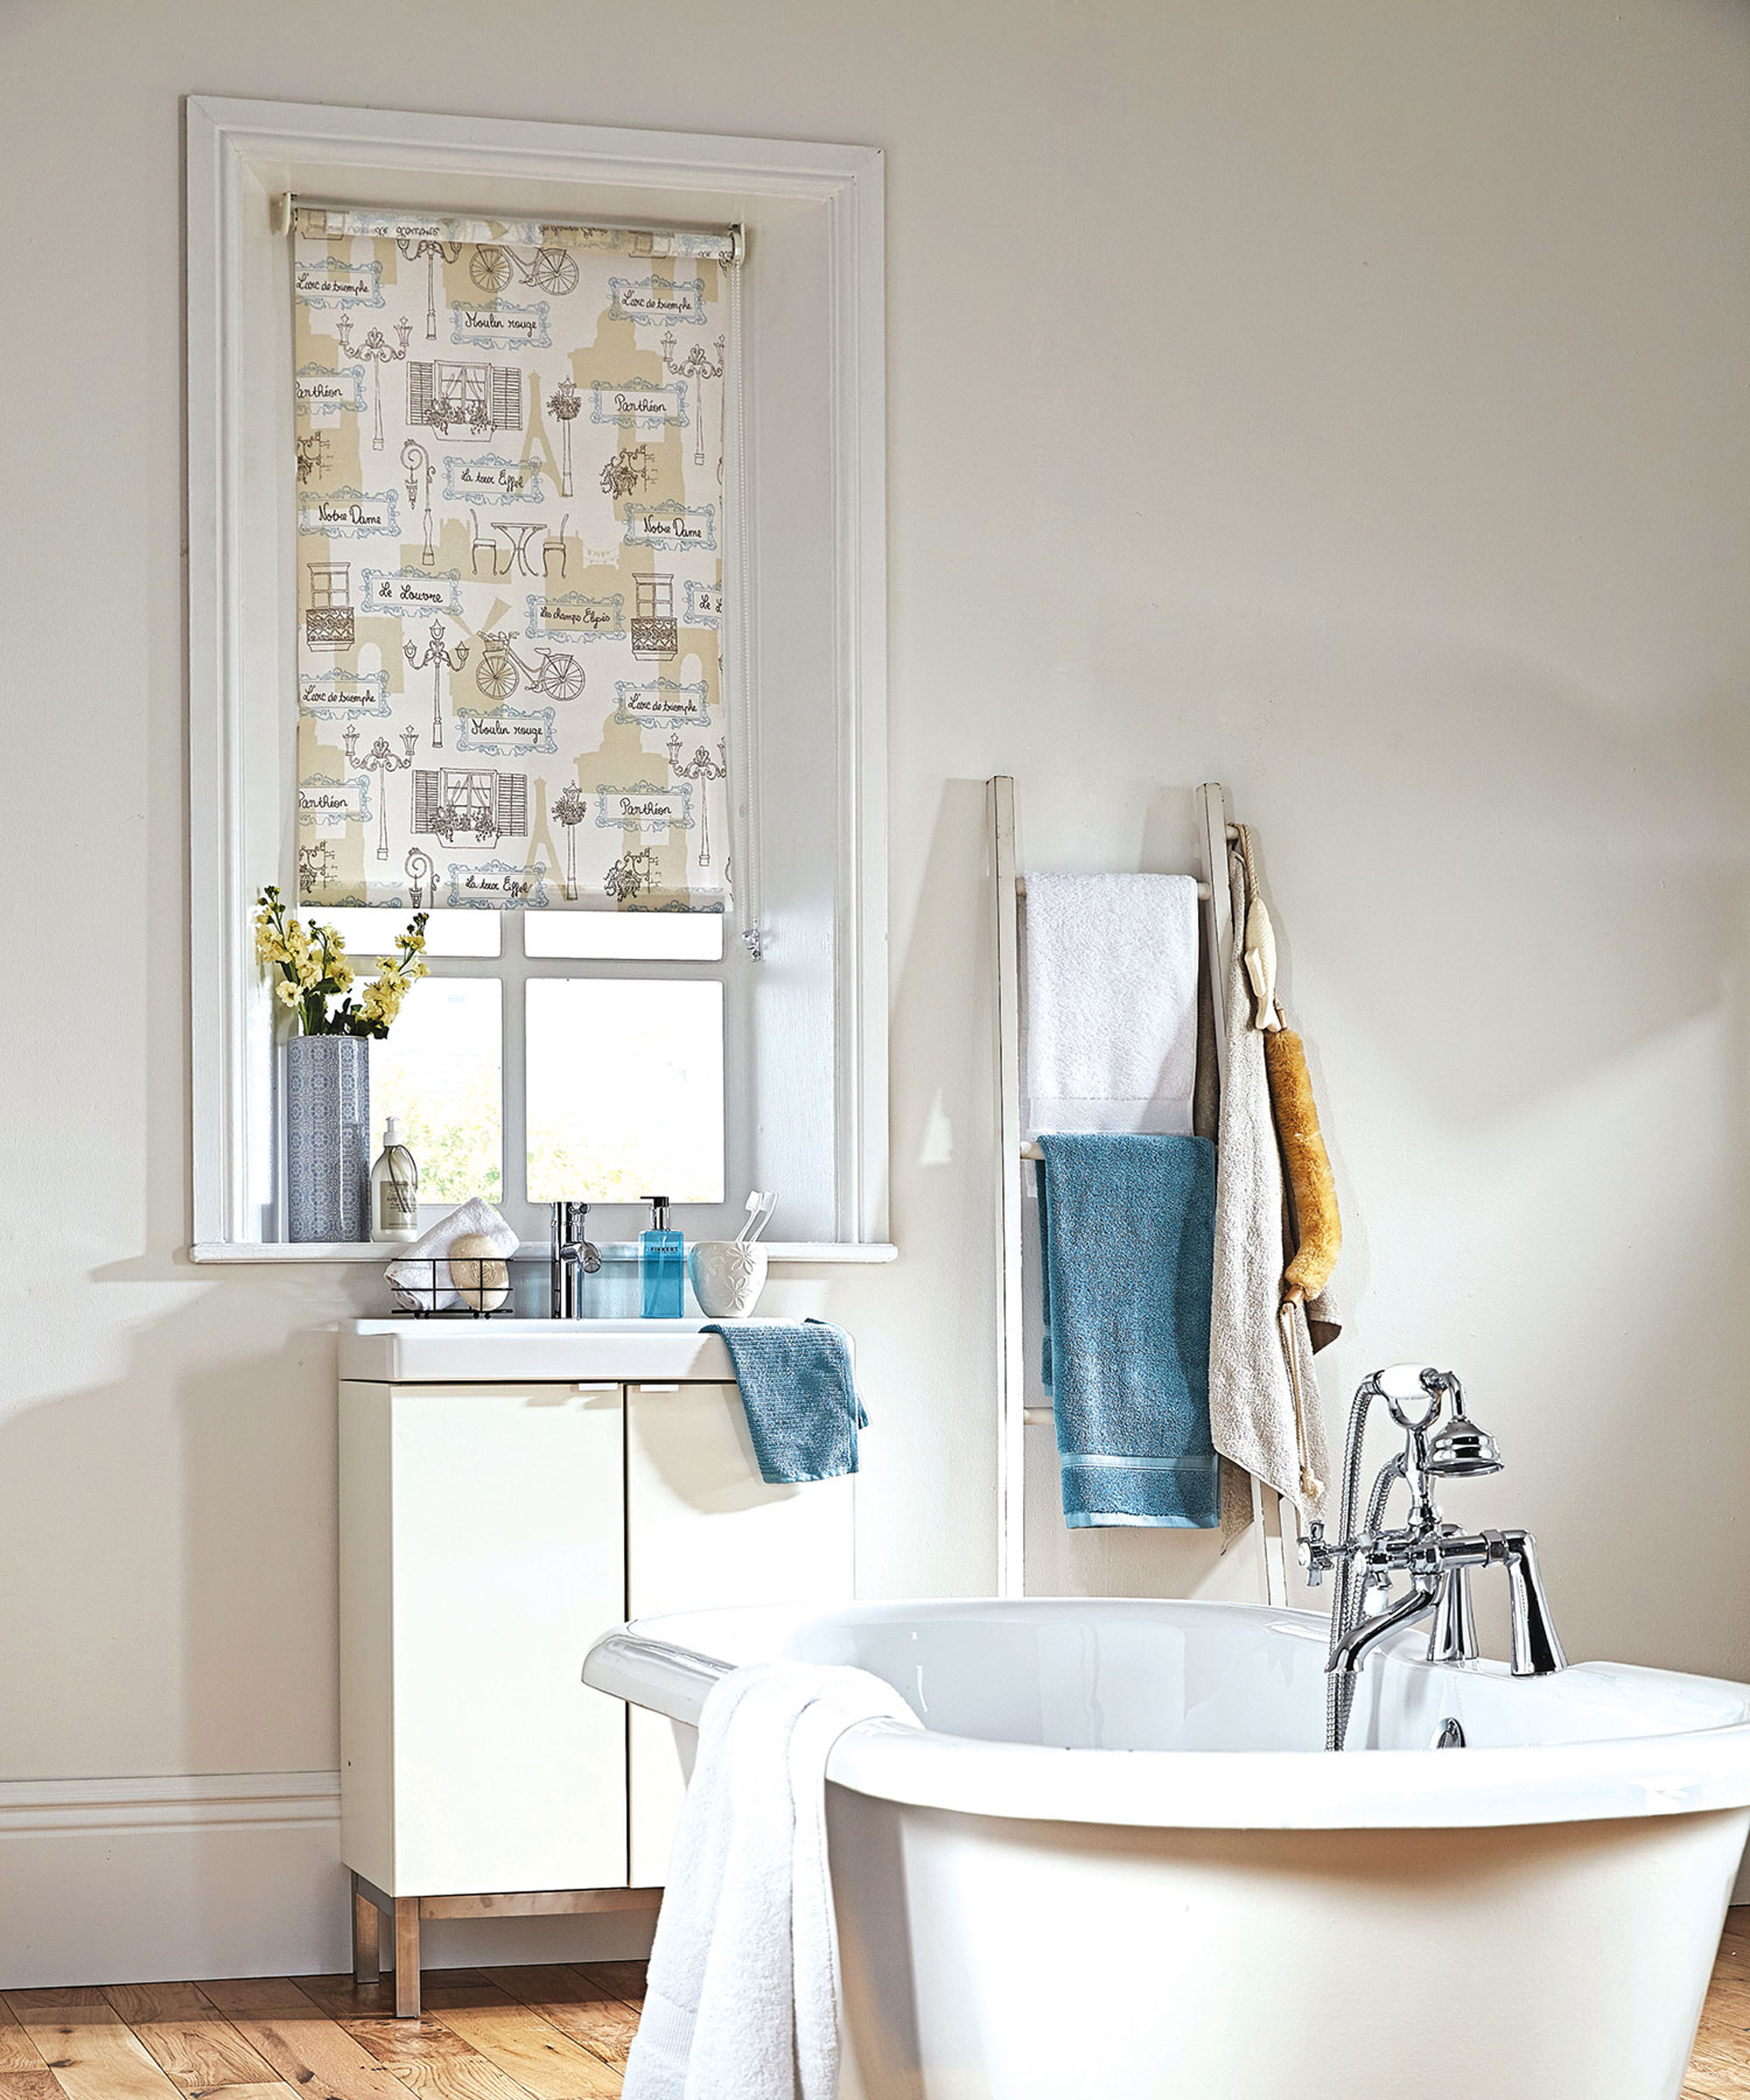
[{"x1": 1264, "y1": 1026, "x2": 1341, "y2": 1303}]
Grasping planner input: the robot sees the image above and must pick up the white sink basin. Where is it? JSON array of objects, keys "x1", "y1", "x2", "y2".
[{"x1": 339, "y1": 1318, "x2": 737, "y2": 1383}]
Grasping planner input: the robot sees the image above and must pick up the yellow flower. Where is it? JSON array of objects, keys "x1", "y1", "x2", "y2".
[
  {"x1": 275, "y1": 980, "x2": 301, "y2": 1010},
  {"x1": 332, "y1": 961, "x2": 354, "y2": 992}
]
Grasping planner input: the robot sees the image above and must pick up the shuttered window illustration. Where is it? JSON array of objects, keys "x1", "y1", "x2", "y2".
[
  {"x1": 495, "y1": 772, "x2": 528, "y2": 837},
  {"x1": 292, "y1": 205, "x2": 737, "y2": 912},
  {"x1": 412, "y1": 769, "x2": 441, "y2": 833}
]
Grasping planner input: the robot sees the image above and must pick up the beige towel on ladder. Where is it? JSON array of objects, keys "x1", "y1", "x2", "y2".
[{"x1": 1208, "y1": 848, "x2": 1330, "y2": 1524}]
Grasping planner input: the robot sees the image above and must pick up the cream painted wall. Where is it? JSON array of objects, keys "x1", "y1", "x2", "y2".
[{"x1": 2, "y1": 0, "x2": 1748, "y2": 1978}]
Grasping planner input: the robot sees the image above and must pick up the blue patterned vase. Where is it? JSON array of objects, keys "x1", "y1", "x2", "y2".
[{"x1": 285, "y1": 1033, "x2": 371, "y2": 1242}]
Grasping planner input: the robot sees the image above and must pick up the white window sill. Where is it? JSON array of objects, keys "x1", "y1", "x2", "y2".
[{"x1": 187, "y1": 1240, "x2": 899, "y2": 1266}]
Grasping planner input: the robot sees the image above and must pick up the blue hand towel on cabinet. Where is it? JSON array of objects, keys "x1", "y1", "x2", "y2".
[
  {"x1": 1037, "y1": 1132, "x2": 1220, "y2": 1529},
  {"x1": 703, "y1": 1318, "x2": 868, "y2": 1485}
]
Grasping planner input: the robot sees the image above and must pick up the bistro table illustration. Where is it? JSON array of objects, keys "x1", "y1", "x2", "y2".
[{"x1": 493, "y1": 518, "x2": 547, "y2": 577}]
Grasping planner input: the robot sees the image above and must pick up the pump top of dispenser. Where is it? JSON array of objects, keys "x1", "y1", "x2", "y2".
[{"x1": 644, "y1": 1195, "x2": 671, "y2": 1230}]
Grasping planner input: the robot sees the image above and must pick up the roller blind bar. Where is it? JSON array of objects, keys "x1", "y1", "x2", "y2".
[{"x1": 281, "y1": 195, "x2": 742, "y2": 262}]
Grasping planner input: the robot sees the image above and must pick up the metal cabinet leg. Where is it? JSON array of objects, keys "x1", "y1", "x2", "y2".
[
  {"x1": 393, "y1": 1897, "x2": 421, "y2": 2019},
  {"x1": 350, "y1": 1872, "x2": 382, "y2": 1985}
]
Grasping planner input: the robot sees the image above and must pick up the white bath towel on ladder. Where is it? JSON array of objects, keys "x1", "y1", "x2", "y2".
[
  {"x1": 622, "y1": 1661, "x2": 920, "y2": 2100},
  {"x1": 1021, "y1": 872, "x2": 1200, "y2": 1138}
]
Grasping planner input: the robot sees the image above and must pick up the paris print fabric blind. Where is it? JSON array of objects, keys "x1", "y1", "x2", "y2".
[{"x1": 291, "y1": 206, "x2": 736, "y2": 914}]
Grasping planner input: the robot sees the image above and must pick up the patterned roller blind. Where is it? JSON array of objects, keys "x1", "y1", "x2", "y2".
[{"x1": 291, "y1": 206, "x2": 735, "y2": 913}]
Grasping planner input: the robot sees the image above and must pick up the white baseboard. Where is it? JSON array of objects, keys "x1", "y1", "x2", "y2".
[
  {"x1": 0, "y1": 1770, "x2": 654, "y2": 1989},
  {"x1": 0, "y1": 1768, "x2": 345, "y2": 1835}
]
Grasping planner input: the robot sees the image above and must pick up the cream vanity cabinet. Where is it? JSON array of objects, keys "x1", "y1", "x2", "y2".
[{"x1": 337, "y1": 1323, "x2": 855, "y2": 2014}]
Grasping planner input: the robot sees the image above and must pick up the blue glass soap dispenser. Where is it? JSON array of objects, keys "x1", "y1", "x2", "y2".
[{"x1": 640, "y1": 1195, "x2": 685, "y2": 1319}]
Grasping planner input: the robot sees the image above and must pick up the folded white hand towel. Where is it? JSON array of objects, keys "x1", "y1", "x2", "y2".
[
  {"x1": 623, "y1": 1661, "x2": 920, "y2": 2100},
  {"x1": 385, "y1": 1197, "x2": 518, "y2": 1312},
  {"x1": 1021, "y1": 872, "x2": 1200, "y2": 1138}
]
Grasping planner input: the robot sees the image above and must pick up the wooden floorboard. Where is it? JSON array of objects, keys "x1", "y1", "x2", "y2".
[
  {"x1": 409, "y1": 1983, "x2": 623, "y2": 2100},
  {"x1": 1, "y1": 1991, "x2": 190, "y2": 2100},
  {"x1": 48, "y1": 1917, "x2": 1750, "y2": 2097},
  {"x1": 564, "y1": 1970, "x2": 644, "y2": 2016},
  {"x1": 289, "y1": 1978, "x2": 549, "y2": 2100},
  {"x1": 192, "y1": 1979, "x2": 424, "y2": 2100},
  {"x1": 96, "y1": 1983, "x2": 290, "y2": 2096},
  {"x1": 0, "y1": 2002, "x2": 45, "y2": 2078},
  {"x1": 484, "y1": 1971, "x2": 639, "y2": 2076}
]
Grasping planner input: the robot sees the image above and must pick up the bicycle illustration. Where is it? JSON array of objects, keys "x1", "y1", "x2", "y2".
[
  {"x1": 473, "y1": 631, "x2": 585, "y2": 704},
  {"x1": 470, "y1": 245, "x2": 579, "y2": 296}
]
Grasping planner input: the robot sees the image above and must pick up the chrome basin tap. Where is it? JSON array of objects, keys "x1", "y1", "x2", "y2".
[
  {"x1": 1300, "y1": 1365, "x2": 1566, "y2": 1751},
  {"x1": 549, "y1": 1200, "x2": 601, "y2": 1319}
]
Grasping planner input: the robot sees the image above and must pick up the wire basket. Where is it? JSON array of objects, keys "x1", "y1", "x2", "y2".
[{"x1": 384, "y1": 1254, "x2": 551, "y2": 1319}]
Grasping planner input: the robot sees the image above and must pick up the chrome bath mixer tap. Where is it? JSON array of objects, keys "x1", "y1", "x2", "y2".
[{"x1": 1300, "y1": 1364, "x2": 1566, "y2": 1752}]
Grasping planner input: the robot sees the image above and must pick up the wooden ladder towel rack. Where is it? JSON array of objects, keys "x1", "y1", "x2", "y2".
[{"x1": 990, "y1": 777, "x2": 1290, "y2": 1606}]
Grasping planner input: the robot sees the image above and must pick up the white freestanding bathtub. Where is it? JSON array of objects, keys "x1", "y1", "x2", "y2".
[{"x1": 584, "y1": 1598, "x2": 1750, "y2": 2100}]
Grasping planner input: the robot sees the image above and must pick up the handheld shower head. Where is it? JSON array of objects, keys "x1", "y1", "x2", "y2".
[{"x1": 1422, "y1": 1408, "x2": 1503, "y2": 1478}]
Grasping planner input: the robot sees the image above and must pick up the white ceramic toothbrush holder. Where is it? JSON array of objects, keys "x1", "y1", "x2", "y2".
[{"x1": 689, "y1": 1241, "x2": 768, "y2": 1320}]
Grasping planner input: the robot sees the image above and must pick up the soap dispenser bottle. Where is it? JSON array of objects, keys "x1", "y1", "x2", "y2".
[
  {"x1": 369, "y1": 1117, "x2": 420, "y2": 1243},
  {"x1": 640, "y1": 1195, "x2": 684, "y2": 1319}
]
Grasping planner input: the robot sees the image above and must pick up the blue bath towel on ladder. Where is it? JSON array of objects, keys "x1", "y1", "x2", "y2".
[
  {"x1": 1037, "y1": 1132, "x2": 1220, "y2": 1529},
  {"x1": 703, "y1": 1318, "x2": 868, "y2": 1484}
]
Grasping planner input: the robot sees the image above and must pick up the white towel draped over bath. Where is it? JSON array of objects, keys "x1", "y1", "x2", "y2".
[
  {"x1": 1020, "y1": 872, "x2": 1200, "y2": 1139},
  {"x1": 623, "y1": 1661, "x2": 920, "y2": 2100}
]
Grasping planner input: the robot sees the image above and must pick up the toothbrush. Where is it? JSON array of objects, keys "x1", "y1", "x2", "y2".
[
  {"x1": 745, "y1": 1192, "x2": 777, "y2": 1245},
  {"x1": 732, "y1": 1191, "x2": 763, "y2": 1244}
]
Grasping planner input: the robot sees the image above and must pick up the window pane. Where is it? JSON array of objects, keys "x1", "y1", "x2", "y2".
[
  {"x1": 527, "y1": 979, "x2": 724, "y2": 1204},
  {"x1": 371, "y1": 978, "x2": 503, "y2": 1206},
  {"x1": 524, "y1": 913, "x2": 724, "y2": 962},
  {"x1": 313, "y1": 906, "x2": 501, "y2": 958}
]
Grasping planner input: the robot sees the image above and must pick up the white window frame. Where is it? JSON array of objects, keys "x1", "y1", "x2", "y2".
[{"x1": 186, "y1": 95, "x2": 891, "y2": 1264}]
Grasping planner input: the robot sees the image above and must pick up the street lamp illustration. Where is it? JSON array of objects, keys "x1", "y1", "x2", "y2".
[
  {"x1": 401, "y1": 438, "x2": 437, "y2": 565},
  {"x1": 552, "y1": 780, "x2": 589, "y2": 900},
  {"x1": 396, "y1": 234, "x2": 460, "y2": 340},
  {"x1": 605, "y1": 845, "x2": 659, "y2": 904},
  {"x1": 338, "y1": 312, "x2": 413, "y2": 451},
  {"x1": 660, "y1": 331, "x2": 724, "y2": 469},
  {"x1": 404, "y1": 847, "x2": 436, "y2": 910},
  {"x1": 547, "y1": 376, "x2": 581, "y2": 497},
  {"x1": 342, "y1": 722, "x2": 420, "y2": 862},
  {"x1": 666, "y1": 733, "x2": 727, "y2": 869},
  {"x1": 403, "y1": 620, "x2": 469, "y2": 750}
]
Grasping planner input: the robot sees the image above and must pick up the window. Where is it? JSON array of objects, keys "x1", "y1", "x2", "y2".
[
  {"x1": 187, "y1": 98, "x2": 890, "y2": 1260},
  {"x1": 325, "y1": 906, "x2": 730, "y2": 1240}
]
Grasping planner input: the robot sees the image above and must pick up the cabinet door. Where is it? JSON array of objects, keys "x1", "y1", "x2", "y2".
[
  {"x1": 626, "y1": 1382, "x2": 855, "y2": 1883},
  {"x1": 390, "y1": 1382, "x2": 626, "y2": 1895}
]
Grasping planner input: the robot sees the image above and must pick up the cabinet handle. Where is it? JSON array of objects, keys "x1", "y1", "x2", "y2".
[
  {"x1": 573, "y1": 1382, "x2": 618, "y2": 1394},
  {"x1": 638, "y1": 1383, "x2": 681, "y2": 1394}
]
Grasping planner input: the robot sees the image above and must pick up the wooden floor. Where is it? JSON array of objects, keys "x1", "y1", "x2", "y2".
[
  {"x1": 6, "y1": 1914, "x2": 1750, "y2": 2097},
  {"x1": 0, "y1": 1963, "x2": 648, "y2": 2100}
]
